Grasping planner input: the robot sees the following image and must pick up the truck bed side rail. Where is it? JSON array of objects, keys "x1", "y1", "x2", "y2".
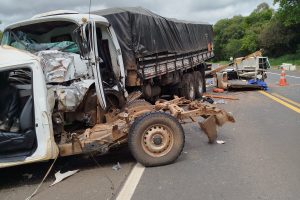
[{"x1": 137, "y1": 50, "x2": 214, "y2": 80}]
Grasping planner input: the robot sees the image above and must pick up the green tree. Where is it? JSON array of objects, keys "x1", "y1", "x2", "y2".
[
  {"x1": 240, "y1": 31, "x2": 258, "y2": 54},
  {"x1": 258, "y1": 1, "x2": 300, "y2": 57},
  {"x1": 259, "y1": 19, "x2": 299, "y2": 56},
  {"x1": 253, "y1": 2, "x2": 270, "y2": 13},
  {"x1": 274, "y1": 0, "x2": 300, "y2": 26},
  {"x1": 224, "y1": 39, "x2": 243, "y2": 59},
  {"x1": 213, "y1": 3, "x2": 273, "y2": 60}
]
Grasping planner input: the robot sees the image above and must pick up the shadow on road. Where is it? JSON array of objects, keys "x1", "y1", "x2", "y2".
[{"x1": 0, "y1": 145, "x2": 134, "y2": 189}]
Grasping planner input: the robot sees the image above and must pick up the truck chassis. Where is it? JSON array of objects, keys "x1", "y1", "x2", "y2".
[{"x1": 58, "y1": 96, "x2": 235, "y2": 166}]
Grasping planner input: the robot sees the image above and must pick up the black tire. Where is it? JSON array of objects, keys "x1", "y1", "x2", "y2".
[
  {"x1": 179, "y1": 73, "x2": 195, "y2": 100},
  {"x1": 194, "y1": 71, "x2": 204, "y2": 98},
  {"x1": 128, "y1": 112, "x2": 185, "y2": 167}
]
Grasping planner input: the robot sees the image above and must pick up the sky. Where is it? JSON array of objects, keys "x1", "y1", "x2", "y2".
[{"x1": 0, "y1": 0, "x2": 276, "y2": 30}]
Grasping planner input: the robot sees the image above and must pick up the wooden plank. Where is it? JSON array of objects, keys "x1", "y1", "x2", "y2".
[{"x1": 203, "y1": 93, "x2": 239, "y2": 100}]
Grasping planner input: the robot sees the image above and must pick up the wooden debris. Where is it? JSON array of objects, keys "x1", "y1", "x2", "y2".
[{"x1": 203, "y1": 93, "x2": 239, "y2": 100}]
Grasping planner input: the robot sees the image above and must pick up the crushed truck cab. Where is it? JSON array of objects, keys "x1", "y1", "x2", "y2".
[
  {"x1": 0, "y1": 46, "x2": 59, "y2": 168},
  {"x1": 0, "y1": 9, "x2": 234, "y2": 168}
]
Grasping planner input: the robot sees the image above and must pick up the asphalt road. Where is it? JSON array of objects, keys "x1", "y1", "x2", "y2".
[
  {"x1": 0, "y1": 148, "x2": 135, "y2": 200},
  {"x1": 0, "y1": 70, "x2": 299, "y2": 200},
  {"x1": 131, "y1": 70, "x2": 300, "y2": 200},
  {"x1": 266, "y1": 69, "x2": 300, "y2": 103}
]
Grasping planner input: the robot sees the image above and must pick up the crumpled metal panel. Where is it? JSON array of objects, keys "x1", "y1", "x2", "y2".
[
  {"x1": 36, "y1": 50, "x2": 88, "y2": 83},
  {"x1": 48, "y1": 80, "x2": 94, "y2": 111}
]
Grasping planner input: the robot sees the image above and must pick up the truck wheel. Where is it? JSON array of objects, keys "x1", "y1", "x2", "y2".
[
  {"x1": 128, "y1": 112, "x2": 185, "y2": 167},
  {"x1": 194, "y1": 71, "x2": 204, "y2": 98},
  {"x1": 180, "y1": 73, "x2": 195, "y2": 100}
]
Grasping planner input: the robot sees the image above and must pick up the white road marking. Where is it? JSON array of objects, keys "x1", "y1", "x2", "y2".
[
  {"x1": 116, "y1": 163, "x2": 145, "y2": 200},
  {"x1": 267, "y1": 72, "x2": 300, "y2": 79}
]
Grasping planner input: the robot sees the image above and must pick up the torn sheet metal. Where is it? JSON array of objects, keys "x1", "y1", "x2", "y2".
[
  {"x1": 36, "y1": 50, "x2": 89, "y2": 83},
  {"x1": 48, "y1": 79, "x2": 94, "y2": 111},
  {"x1": 154, "y1": 97, "x2": 235, "y2": 143},
  {"x1": 50, "y1": 169, "x2": 79, "y2": 186}
]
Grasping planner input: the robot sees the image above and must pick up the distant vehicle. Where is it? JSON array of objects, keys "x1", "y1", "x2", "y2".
[
  {"x1": 207, "y1": 50, "x2": 270, "y2": 81},
  {"x1": 234, "y1": 55, "x2": 271, "y2": 80}
]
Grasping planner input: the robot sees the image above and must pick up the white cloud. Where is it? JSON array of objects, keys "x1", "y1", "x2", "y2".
[{"x1": 0, "y1": 0, "x2": 275, "y2": 30}]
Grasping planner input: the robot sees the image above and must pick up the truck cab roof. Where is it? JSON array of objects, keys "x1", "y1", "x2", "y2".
[
  {"x1": 0, "y1": 46, "x2": 38, "y2": 69},
  {"x1": 4, "y1": 12, "x2": 109, "y2": 31}
]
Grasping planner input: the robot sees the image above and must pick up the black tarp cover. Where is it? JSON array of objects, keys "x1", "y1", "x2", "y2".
[{"x1": 92, "y1": 7, "x2": 213, "y2": 69}]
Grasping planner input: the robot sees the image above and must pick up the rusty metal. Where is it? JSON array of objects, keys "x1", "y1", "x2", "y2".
[
  {"x1": 126, "y1": 70, "x2": 141, "y2": 86},
  {"x1": 125, "y1": 100, "x2": 153, "y2": 118},
  {"x1": 126, "y1": 91, "x2": 143, "y2": 103},
  {"x1": 58, "y1": 96, "x2": 235, "y2": 156},
  {"x1": 199, "y1": 116, "x2": 217, "y2": 143},
  {"x1": 58, "y1": 119, "x2": 128, "y2": 156},
  {"x1": 154, "y1": 97, "x2": 235, "y2": 143},
  {"x1": 141, "y1": 124, "x2": 174, "y2": 157}
]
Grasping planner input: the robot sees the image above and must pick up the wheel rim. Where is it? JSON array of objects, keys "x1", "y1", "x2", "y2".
[
  {"x1": 189, "y1": 84, "x2": 195, "y2": 99},
  {"x1": 141, "y1": 124, "x2": 174, "y2": 157}
]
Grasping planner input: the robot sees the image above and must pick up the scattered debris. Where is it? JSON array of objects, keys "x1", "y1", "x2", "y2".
[
  {"x1": 207, "y1": 50, "x2": 270, "y2": 92},
  {"x1": 214, "y1": 99, "x2": 226, "y2": 104},
  {"x1": 213, "y1": 88, "x2": 224, "y2": 93},
  {"x1": 203, "y1": 97, "x2": 214, "y2": 104},
  {"x1": 22, "y1": 173, "x2": 33, "y2": 179},
  {"x1": 25, "y1": 157, "x2": 58, "y2": 200},
  {"x1": 216, "y1": 140, "x2": 226, "y2": 144},
  {"x1": 112, "y1": 162, "x2": 122, "y2": 171},
  {"x1": 204, "y1": 93, "x2": 239, "y2": 100},
  {"x1": 206, "y1": 50, "x2": 269, "y2": 81},
  {"x1": 216, "y1": 72, "x2": 228, "y2": 89},
  {"x1": 50, "y1": 169, "x2": 79, "y2": 187},
  {"x1": 247, "y1": 79, "x2": 269, "y2": 90},
  {"x1": 206, "y1": 79, "x2": 215, "y2": 87},
  {"x1": 228, "y1": 80, "x2": 264, "y2": 90}
]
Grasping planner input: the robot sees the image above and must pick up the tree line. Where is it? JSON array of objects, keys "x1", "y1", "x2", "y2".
[{"x1": 213, "y1": 0, "x2": 300, "y2": 60}]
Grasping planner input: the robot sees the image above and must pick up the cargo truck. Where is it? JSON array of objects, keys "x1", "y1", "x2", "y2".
[{"x1": 0, "y1": 8, "x2": 234, "y2": 168}]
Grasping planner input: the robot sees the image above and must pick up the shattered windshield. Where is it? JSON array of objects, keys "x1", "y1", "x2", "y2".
[{"x1": 2, "y1": 30, "x2": 79, "y2": 54}]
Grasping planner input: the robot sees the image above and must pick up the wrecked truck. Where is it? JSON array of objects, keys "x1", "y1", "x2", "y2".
[{"x1": 0, "y1": 8, "x2": 234, "y2": 168}]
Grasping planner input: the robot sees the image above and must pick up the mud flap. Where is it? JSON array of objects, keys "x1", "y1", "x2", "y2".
[{"x1": 198, "y1": 116, "x2": 217, "y2": 143}]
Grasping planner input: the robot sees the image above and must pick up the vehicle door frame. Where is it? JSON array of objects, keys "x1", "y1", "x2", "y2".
[
  {"x1": 0, "y1": 61, "x2": 59, "y2": 168},
  {"x1": 82, "y1": 20, "x2": 108, "y2": 110}
]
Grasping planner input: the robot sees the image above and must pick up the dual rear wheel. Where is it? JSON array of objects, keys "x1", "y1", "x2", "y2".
[
  {"x1": 127, "y1": 70, "x2": 205, "y2": 166},
  {"x1": 179, "y1": 71, "x2": 204, "y2": 100}
]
